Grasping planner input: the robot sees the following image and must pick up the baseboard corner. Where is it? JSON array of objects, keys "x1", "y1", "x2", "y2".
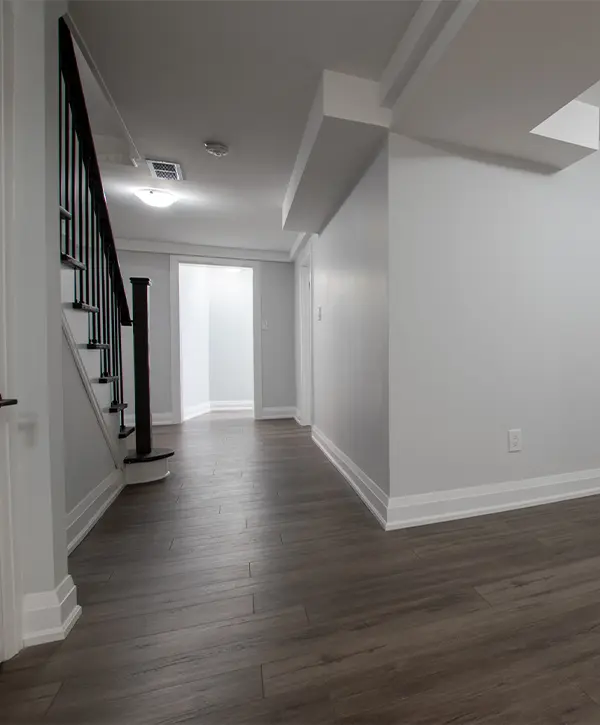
[
  {"x1": 22, "y1": 575, "x2": 82, "y2": 647},
  {"x1": 311, "y1": 426, "x2": 388, "y2": 529}
]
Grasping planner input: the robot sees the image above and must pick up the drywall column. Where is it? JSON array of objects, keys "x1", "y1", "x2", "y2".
[
  {"x1": 179, "y1": 265, "x2": 209, "y2": 419},
  {"x1": 11, "y1": 0, "x2": 80, "y2": 647}
]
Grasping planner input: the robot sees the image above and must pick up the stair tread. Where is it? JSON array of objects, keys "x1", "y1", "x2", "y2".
[
  {"x1": 118, "y1": 426, "x2": 135, "y2": 440},
  {"x1": 60, "y1": 205, "x2": 72, "y2": 221},
  {"x1": 87, "y1": 342, "x2": 110, "y2": 350},
  {"x1": 108, "y1": 402, "x2": 128, "y2": 413},
  {"x1": 61, "y1": 253, "x2": 86, "y2": 271},
  {"x1": 97, "y1": 375, "x2": 119, "y2": 384},
  {"x1": 72, "y1": 302, "x2": 99, "y2": 314}
]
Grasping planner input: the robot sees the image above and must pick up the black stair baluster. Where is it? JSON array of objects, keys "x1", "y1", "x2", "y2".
[
  {"x1": 77, "y1": 133, "x2": 84, "y2": 304},
  {"x1": 70, "y1": 112, "x2": 76, "y2": 264},
  {"x1": 84, "y1": 169, "x2": 90, "y2": 310},
  {"x1": 113, "y1": 281, "x2": 118, "y2": 406},
  {"x1": 94, "y1": 203, "x2": 100, "y2": 343},
  {"x1": 101, "y1": 235, "x2": 107, "y2": 371},
  {"x1": 59, "y1": 76, "x2": 63, "y2": 249},
  {"x1": 64, "y1": 98, "x2": 71, "y2": 259},
  {"x1": 118, "y1": 308, "x2": 125, "y2": 430}
]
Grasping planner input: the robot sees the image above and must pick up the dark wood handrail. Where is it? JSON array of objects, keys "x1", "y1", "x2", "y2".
[{"x1": 58, "y1": 17, "x2": 131, "y2": 327}]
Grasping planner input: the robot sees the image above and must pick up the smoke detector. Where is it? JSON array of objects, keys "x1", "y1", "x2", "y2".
[
  {"x1": 147, "y1": 159, "x2": 183, "y2": 181},
  {"x1": 204, "y1": 141, "x2": 229, "y2": 158}
]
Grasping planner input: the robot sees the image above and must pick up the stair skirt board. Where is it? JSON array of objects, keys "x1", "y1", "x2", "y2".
[
  {"x1": 62, "y1": 313, "x2": 122, "y2": 467},
  {"x1": 67, "y1": 468, "x2": 124, "y2": 553},
  {"x1": 22, "y1": 575, "x2": 82, "y2": 648},
  {"x1": 312, "y1": 427, "x2": 600, "y2": 532}
]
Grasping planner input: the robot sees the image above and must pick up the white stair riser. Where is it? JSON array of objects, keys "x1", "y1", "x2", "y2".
[
  {"x1": 92, "y1": 382, "x2": 112, "y2": 408},
  {"x1": 77, "y1": 347, "x2": 103, "y2": 380},
  {"x1": 61, "y1": 267, "x2": 76, "y2": 305},
  {"x1": 63, "y1": 306, "x2": 90, "y2": 343}
]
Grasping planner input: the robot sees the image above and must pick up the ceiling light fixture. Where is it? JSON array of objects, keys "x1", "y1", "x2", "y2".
[
  {"x1": 204, "y1": 141, "x2": 229, "y2": 158},
  {"x1": 134, "y1": 188, "x2": 177, "y2": 208}
]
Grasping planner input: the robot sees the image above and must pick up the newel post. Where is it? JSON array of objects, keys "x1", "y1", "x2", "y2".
[
  {"x1": 130, "y1": 277, "x2": 152, "y2": 455},
  {"x1": 124, "y1": 277, "x2": 174, "y2": 484}
]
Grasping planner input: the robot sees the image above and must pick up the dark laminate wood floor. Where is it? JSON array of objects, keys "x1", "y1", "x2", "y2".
[{"x1": 4, "y1": 413, "x2": 600, "y2": 723}]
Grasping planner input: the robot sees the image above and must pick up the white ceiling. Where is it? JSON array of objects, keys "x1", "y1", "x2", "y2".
[
  {"x1": 391, "y1": 1, "x2": 600, "y2": 171},
  {"x1": 68, "y1": 0, "x2": 418, "y2": 253}
]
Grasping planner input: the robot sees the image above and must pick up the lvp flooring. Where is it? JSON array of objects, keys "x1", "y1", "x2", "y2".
[{"x1": 3, "y1": 413, "x2": 600, "y2": 723}]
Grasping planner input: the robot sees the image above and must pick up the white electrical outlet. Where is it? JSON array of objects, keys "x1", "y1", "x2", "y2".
[{"x1": 508, "y1": 429, "x2": 522, "y2": 453}]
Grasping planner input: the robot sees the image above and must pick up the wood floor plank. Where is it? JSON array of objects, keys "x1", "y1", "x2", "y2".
[{"x1": 4, "y1": 411, "x2": 600, "y2": 723}]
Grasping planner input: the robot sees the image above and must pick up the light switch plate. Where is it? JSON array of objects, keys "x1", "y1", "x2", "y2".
[{"x1": 508, "y1": 429, "x2": 522, "y2": 453}]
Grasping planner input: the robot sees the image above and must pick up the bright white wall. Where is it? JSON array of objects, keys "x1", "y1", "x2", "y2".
[
  {"x1": 207, "y1": 266, "x2": 254, "y2": 405},
  {"x1": 62, "y1": 336, "x2": 115, "y2": 513},
  {"x1": 179, "y1": 264, "x2": 209, "y2": 419},
  {"x1": 118, "y1": 251, "x2": 172, "y2": 420},
  {"x1": 312, "y1": 147, "x2": 389, "y2": 493},
  {"x1": 389, "y1": 133, "x2": 600, "y2": 498},
  {"x1": 116, "y1": 251, "x2": 295, "y2": 419}
]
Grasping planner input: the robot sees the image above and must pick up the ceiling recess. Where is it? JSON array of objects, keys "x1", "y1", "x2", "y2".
[{"x1": 147, "y1": 159, "x2": 183, "y2": 181}]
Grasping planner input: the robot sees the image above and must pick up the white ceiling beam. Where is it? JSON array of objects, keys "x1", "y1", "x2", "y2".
[
  {"x1": 283, "y1": 71, "x2": 390, "y2": 234},
  {"x1": 115, "y1": 238, "x2": 290, "y2": 264},
  {"x1": 380, "y1": 0, "x2": 479, "y2": 112}
]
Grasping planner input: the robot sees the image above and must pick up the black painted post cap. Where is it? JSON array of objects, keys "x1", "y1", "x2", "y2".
[{"x1": 130, "y1": 277, "x2": 152, "y2": 286}]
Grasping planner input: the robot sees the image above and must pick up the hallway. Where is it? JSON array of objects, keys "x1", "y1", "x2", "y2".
[{"x1": 3, "y1": 415, "x2": 600, "y2": 722}]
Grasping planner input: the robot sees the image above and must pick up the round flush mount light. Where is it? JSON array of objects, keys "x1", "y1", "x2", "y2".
[
  {"x1": 134, "y1": 188, "x2": 177, "y2": 208},
  {"x1": 204, "y1": 141, "x2": 229, "y2": 158}
]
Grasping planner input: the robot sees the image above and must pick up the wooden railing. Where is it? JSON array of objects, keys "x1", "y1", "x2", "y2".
[{"x1": 58, "y1": 17, "x2": 131, "y2": 431}]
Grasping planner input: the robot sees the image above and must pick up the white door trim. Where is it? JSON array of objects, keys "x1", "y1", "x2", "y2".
[
  {"x1": 297, "y1": 243, "x2": 313, "y2": 427},
  {"x1": 170, "y1": 255, "x2": 263, "y2": 423},
  {"x1": 0, "y1": 0, "x2": 21, "y2": 661}
]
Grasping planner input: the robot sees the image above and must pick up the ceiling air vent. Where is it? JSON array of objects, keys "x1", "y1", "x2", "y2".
[{"x1": 146, "y1": 160, "x2": 183, "y2": 181}]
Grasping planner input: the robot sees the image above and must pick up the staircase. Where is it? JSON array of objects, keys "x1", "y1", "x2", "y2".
[{"x1": 59, "y1": 19, "x2": 134, "y2": 460}]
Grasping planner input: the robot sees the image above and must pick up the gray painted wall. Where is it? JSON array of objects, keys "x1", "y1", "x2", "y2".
[
  {"x1": 260, "y1": 261, "x2": 295, "y2": 409},
  {"x1": 117, "y1": 250, "x2": 295, "y2": 418},
  {"x1": 389, "y1": 133, "x2": 600, "y2": 498},
  {"x1": 312, "y1": 147, "x2": 390, "y2": 493},
  {"x1": 62, "y1": 335, "x2": 115, "y2": 513},
  {"x1": 179, "y1": 264, "x2": 210, "y2": 419}
]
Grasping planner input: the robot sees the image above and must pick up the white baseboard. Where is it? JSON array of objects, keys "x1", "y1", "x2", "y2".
[
  {"x1": 386, "y1": 468, "x2": 600, "y2": 530},
  {"x1": 152, "y1": 412, "x2": 175, "y2": 426},
  {"x1": 313, "y1": 427, "x2": 600, "y2": 532},
  {"x1": 210, "y1": 400, "x2": 254, "y2": 412},
  {"x1": 261, "y1": 406, "x2": 296, "y2": 420},
  {"x1": 182, "y1": 402, "x2": 211, "y2": 421},
  {"x1": 312, "y1": 427, "x2": 388, "y2": 528},
  {"x1": 67, "y1": 468, "x2": 124, "y2": 553},
  {"x1": 22, "y1": 575, "x2": 82, "y2": 647},
  {"x1": 294, "y1": 408, "x2": 311, "y2": 427},
  {"x1": 124, "y1": 412, "x2": 175, "y2": 427}
]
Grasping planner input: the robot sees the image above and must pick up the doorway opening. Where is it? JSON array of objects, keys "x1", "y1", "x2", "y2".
[{"x1": 178, "y1": 263, "x2": 255, "y2": 421}]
